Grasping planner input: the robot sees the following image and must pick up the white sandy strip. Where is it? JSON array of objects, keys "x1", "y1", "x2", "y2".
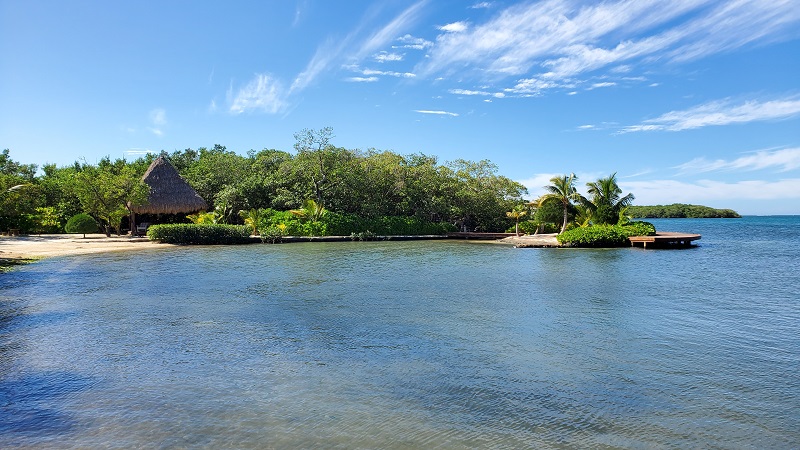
[{"x1": 0, "y1": 234, "x2": 172, "y2": 260}]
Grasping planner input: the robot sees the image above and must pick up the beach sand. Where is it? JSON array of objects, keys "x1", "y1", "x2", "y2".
[
  {"x1": 0, "y1": 234, "x2": 169, "y2": 261},
  {"x1": 500, "y1": 233, "x2": 560, "y2": 247}
]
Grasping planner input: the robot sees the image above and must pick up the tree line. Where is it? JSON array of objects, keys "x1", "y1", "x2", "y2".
[{"x1": 1, "y1": 128, "x2": 529, "y2": 234}]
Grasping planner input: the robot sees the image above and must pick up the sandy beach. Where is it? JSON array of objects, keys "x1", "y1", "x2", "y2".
[
  {"x1": 500, "y1": 233, "x2": 560, "y2": 247},
  {"x1": 0, "y1": 234, "x2": 169, "y2": 261}
]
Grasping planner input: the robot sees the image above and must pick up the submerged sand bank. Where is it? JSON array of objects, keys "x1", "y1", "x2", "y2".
[{"x1": 0, "y1": 234, "x2": 169, "y2": 261}]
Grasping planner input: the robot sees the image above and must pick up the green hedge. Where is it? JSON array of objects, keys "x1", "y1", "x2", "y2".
[
  {"x1": 147, "y1": 224, "x2": 252, "y2": 245},
  {"x1": 557, "y1": 221, "x2": 656, "y2": 247},
  {"x1": 257, "y1": 210, "x2": 455, "y2": 237}
]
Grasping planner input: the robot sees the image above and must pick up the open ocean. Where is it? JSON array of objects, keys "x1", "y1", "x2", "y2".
[{"x1": 1, "y1": 216, "x2": 798, "y2": 448}]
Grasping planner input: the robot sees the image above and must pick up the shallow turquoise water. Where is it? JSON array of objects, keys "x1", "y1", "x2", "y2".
[{"x1": 1, "y1": 217, "x2": 798, "y2": 448}]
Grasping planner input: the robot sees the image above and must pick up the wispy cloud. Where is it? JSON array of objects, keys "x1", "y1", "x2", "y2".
[
  {"x1": 353, "y1": 1, "x2": 428, "y2": 61},
  {"x1": 449, "y1": 88, "x2": 505, "y2": 98},
  {"x1": 415, "y1": 109, "x2": 459, "y2": 116},
  {"x1": 291, "y1": 1, "x2": 425, "y2": 94},
  {"x1": 362, "y1": 69, "x2": 416, "y2": 78},
  {"x1": 148, "y1": 108, "x2": 166, "y2": 136},
  {"x1": 394, "y1": 34, "x2": 433, "y2": 50},
  {"x1": 470, "y1": 2, "x2": 493, "y2": 9},
  {"x1": 374, "y1": 51, "x2": 404, "y2": 63},
  {"x1": 346, "y1": 76, "x2": 379, "y2": 83},
  {"x1": 230, "y1": 74, "x2": 287, "y2": 114},
  {"x1": 620, "y1": 96, "x2": 800, "y2": 133},
  {"x1": 417, "y1": 0, "x2": 800, "y2": 93},
  {"x1": 675, "y1": 147, "x2": 800, "y2": 174}
]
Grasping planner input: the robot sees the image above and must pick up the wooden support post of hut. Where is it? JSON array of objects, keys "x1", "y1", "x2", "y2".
[{"x1": 128, "y1": 155, "x2": 208, "y2": 236}]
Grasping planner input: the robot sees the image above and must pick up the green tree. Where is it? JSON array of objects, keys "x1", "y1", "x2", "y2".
[
  {"x1": 0, "y1": 149, "x2": 43, "y2": 232},
  {"x1": 540, "y1": 173, "x2": 582, "y2": 233},
  {"x1": 70, "y1": 158, "x2": 150, "y2": 236},
  {"x1": 292, "y1": 127, "x2": 339, "y2": 209},
  {"x1": 585, "y1": 173, "x2": 634, "y2": 225},
  {"x1": 65, "y1": 213, "x2": 98, "y2": 238},
  {"x1": 448, "y1": 159, "x2": 527, "y2": 232}
]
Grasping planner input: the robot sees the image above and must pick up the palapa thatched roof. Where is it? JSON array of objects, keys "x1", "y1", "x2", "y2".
[{"x1": 130, "y1": 156, "x2": 207, "y2": 214}]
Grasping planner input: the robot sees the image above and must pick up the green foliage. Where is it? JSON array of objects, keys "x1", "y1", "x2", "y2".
[
  {"x1": 624, "y1": 221, "x2": 657, "y2": 237},
  {"x1": 146, "y1": 224, "x2": 252, "y2": 244},
  {"x1": 64, "y1": 213, "x2": 98, "y2": 237},
  {"x1": 584, "y1": 173, "x2": 634, "y2": 225},
  {"x1": 239, "y1": 208, "x2": 262, "y2": 235},
  {"x1": 257, "y1": 209, "x2": 455, "y2": 237},
  {"x1": 556, "y1": 221, "x2": 657, "y2": 247},
  {"x1": 69, "y1": 157, "x2": 149, "y2": 236},
  {"x1": 32, "y1": 206, "x2": 61, "y2": 233},
  {"x1": 290, "y1": 199, "x2": 327, "y2": 222},
  {"x1": 187, "y1": 211, "x2": 222, "y2": 224},
  {"x1": 539, "y1": 173, "x2": 582, "y2": 233},
  {"x1": 508, "y1": 220, "x2": 559, "y2": 235},
  {"x1": 627, "y1": 204, "x2": 741, "y2": 218}
]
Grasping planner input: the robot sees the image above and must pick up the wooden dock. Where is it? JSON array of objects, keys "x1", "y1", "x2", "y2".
[{"x1": 629, "y1": 232, "x2": 701, "y2": 248}]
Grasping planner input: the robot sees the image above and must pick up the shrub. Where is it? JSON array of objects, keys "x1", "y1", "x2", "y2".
[
  {"x1": 257, "y1": 210, "x2": 455, "y2": 237},
  {"x1": 64, "y1": 213, "x2": 98, "y2": 238},
  {"x1": 557, "y1": 221, "x2": 657, "y2": 247},
  {"x1": 147, "y1": 224, "x2": 252, "y2": 245},
  {"x1": 623, "y1": 221, "x2": 656, "y2": 237}
]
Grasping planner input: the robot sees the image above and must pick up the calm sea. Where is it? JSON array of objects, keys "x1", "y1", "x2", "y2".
[{"x1": 1, "y1": 216, "x2": 798, "y2": 448}]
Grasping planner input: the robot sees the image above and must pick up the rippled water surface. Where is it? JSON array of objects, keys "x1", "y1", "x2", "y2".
[{"x1": 1, "y1": 217, "x2": 799, "y2": 448}]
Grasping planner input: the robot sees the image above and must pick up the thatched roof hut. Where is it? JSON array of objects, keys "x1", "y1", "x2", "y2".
[{"x1": 130, "y1": 155, "x2": 207, "y2": 214}]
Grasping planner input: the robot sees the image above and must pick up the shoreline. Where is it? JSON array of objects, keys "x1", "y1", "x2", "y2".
[
  {"x1": 0, "y1": 234, "x2": 171, "y2": 263},
  {"x1": 0, "y1": 232, "x2": 562, "y2": 270}
]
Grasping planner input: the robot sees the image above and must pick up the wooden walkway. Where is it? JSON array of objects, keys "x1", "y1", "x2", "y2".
[{"x1": 629, "y1": 232, "x2": 701, "y2": 248}]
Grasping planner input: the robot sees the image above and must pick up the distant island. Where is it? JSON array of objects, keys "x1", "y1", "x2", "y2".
[{"x1": 628, "y1": 204, "x2": 741, "y2": 218}]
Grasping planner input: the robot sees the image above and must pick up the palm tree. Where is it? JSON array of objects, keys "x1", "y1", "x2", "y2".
[
  {"x1": 585, "y1": 173, "x2": 635, "y2": 225},
  {"x1": 506, "y1": 204, "x2": 528, "y2": 236},
  {"x1": 239, "y1": 208, "x2": 263, "y2": 235},
  {"x1": 540, "y1": 173, "x2": 582, "y2": 233},
  {"x1": 290, "y1": 199, "x2": 327, "y2": 222}
]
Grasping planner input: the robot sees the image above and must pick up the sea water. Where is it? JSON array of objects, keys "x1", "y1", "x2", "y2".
[{"x1": 1, "y1": 217, "x2": 798, "y2": 448}]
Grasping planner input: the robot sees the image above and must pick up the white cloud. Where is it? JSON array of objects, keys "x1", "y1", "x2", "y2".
[
  {"x1": 622, "y1": 178, "x2": 800, "y2": 205},
  {"x1": 620, "y1": 96, "x2": 800, "y2": 132},
  {"x1": 588, "y1": 81, "x2": 616, "y2": 89},
  {"x1": 439, "y1": 21, "x2": 468, "y2": 33},
  {"x1": 471, "y1": 2, "x2": 493, "y2": 9},
  {"x1": 346, "y1": 76, "x2": 379, "y2": 83},
  {"x1": 292, "y1": 1, "x2": 425, "y2": 93},
  {"x1": 230, "y1": 74, "x2": 287, "y2": 114},
  {"x1": 415, "y1": 109, "x2": 459, "y2": 116},
  {"x1": 362, "y1": 69, "x2": 416, "y2": 78},
  {"x1": 449, "y1": 88, "x2": 505, "y2": 98},
  {"x1": 415, "y1": 0, "x2": 800, "y2": 91},
  {"x1": 675, "y1": 147, "x2": 800, "y2": 174},
  {"x1": 394, "y1": 34, "x2": 433, "y2": 50},
  {"x1": 374, "y1": 51, "x2": 404, "y2": 63}
]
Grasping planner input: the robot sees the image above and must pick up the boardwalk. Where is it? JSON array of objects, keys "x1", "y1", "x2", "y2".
[{"x1": 629, "y1": 232, "x2": 701, "y2": 248}]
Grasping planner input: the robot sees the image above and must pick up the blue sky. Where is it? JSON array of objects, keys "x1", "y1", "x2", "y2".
[{"x1": 2, "y1": 0, "x2": 799, "y2": 214}]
